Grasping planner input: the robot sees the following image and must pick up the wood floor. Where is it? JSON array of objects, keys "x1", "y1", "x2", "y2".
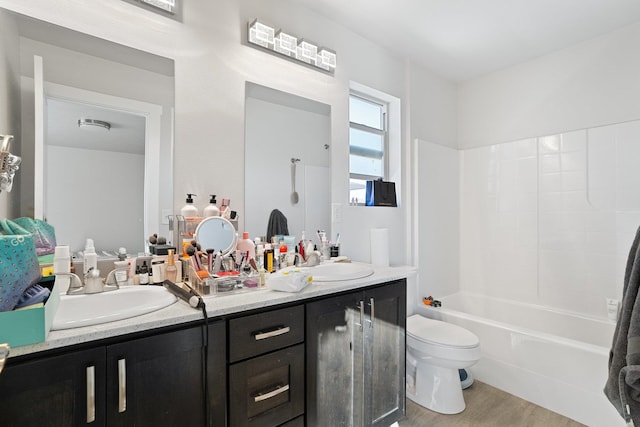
[{"x1": 398, "y1": 381, "x2": 586, "y2": 427}]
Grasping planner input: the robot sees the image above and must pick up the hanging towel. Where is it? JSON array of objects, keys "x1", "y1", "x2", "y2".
[
  {"x1": 266, "y1": 209, "x2": 289, "y2": 243},
  {"x1": 605, "y1": 225, "x2": 640, "y2": 426}
]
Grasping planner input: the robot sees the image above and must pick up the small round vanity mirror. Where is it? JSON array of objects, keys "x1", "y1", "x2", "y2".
[{"x1": 195, "y1": 216, "x2": 237, "y2": 255}]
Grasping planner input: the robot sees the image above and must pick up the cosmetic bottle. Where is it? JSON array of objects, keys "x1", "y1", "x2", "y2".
[
  {"x1": 298, "y1": 231, "x2": 306, "y2": 260},
  {"x1": 220, "y1": 198, "x2": 231, "y2": 219},
  {"x1": 83, "y1": 238, "x2": 97, "y2": 277},
  {"x1": 114, "y1": 260, "x2": 129, "y2": 285},
  {"x1": 237, "y1": 232, "x2": 256, "y2": 259},
  {"x1": 203, "y1": 195, "x2": 220, "y2": 217},
  {"x1": 255, "y1": 238, "x2": 264, "y2": 269},
  {"x1": 139, "y1": 261, "x2": 150, "y2": 284},
  {"x1": 152, "y1": 259, "x2": 165, "y2": 283},
  {"x1": 180, "y1": 194, "x2": 199, "y2": 218},
  {"x1": 53, "y1": 245, "x2": 71, "y2": 294},
  {"x1": 134, "y1": 265, "x2": 141, "y2": 285},
  {"x1": 264, "y1": 245, "x2": 274, "y2": 273}
]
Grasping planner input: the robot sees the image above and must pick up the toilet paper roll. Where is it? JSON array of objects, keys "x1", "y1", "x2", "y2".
[{"x1": 370, "y1": 228, "x2": 389, "y2": 267}]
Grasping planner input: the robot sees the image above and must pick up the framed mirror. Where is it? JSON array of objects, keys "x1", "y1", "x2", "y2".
[
  {"x1": 195, "y1": 216, "x2": 237, "y2": 256},
  {"x1": 2, "y1": 8, "x2": 175, "y2": 253},
  {"x1": 244, "y1": 82, "x2": 331, "y2": 244}
]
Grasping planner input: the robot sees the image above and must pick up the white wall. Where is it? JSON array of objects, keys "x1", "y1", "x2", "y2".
[
  {"x1": 0, "y1": 0, "x2": 457, "y2": 271},
  {"x1": 458, "y1": 21, "x2": 640, "y2": 149},
  {"x1": 456, "y1": 19, "x2": 640, "y2": 317},
  {"x1": 46, "y1": 145, "x2": 144, "y2": 252},
  {"x1": 414, "y1": 140, "x2": 460, "y2": 298},
  {"x1": 459, "y1": 121, "x2": 640, "y2": 318},
  {"x1": 0, "y1": 10, "x2": 21, "y2": 219}
]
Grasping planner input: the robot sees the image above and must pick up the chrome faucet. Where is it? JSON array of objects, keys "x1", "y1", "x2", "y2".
[{"x1": 58, "y1": 268, "x2": 120, "y2": 295}]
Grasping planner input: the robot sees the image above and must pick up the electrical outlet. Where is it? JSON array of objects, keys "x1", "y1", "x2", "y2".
[{"x1": 332, "y1": 203, "x2": 343, "y2": 223}]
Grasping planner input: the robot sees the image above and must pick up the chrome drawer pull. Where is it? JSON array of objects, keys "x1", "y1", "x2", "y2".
[
  {"x1": 0, "y1": 343, "x2": 9, "y2": 375},
  {"x1": 118, "y1": 358, "x2": 127, "y2": 413},
  {"x1": 86, "y1": 366, "x2": 95, "y2": 423},
  {"x1": 369, "y1": 297, "x2": 375, "y2": 329},
  {"x1": 254, "y1": 326, "x2": 290, "y2": 341},
  {"x1": 253, "y1": 384, "x2": 290, "y2": 402}
]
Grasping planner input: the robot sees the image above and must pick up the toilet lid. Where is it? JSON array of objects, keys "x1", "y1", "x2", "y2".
[{"x1": 407, "y1": 314, "x2": 479, "y2": 348}]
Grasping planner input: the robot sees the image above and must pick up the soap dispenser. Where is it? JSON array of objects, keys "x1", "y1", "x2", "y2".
[
  {"x1": 180, "y1": 193, "x2": 199, "y2": 218},
  {"x1": 203, "y1": 195, "x2": 220, "y2": 217}
]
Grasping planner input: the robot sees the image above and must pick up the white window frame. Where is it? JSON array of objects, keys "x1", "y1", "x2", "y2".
[{"x1": 349, "y1": 92, "x2": 389, "y2": 204}]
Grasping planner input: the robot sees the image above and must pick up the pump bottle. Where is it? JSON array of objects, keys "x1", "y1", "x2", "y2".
[
  {"x1": 180, "y1": 194, "x2": 199, "y2": 217},
  {"x1": 203, "y1": 195, "x2": 220, "y2": 217}
]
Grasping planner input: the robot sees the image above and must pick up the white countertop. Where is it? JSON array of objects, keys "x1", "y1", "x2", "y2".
[{"x1": 10, "y1": 264, "x2": 416, "y2": 359}]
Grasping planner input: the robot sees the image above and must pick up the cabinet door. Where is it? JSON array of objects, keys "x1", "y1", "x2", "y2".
[
  {"x1": 105, "y1": 324, "x2": 208, "y2": 427},
  {"x1": 0, "y1": 347, "x2": 106, "y2": 427},
  {"x1": 306, "y1": 291, "x2": 364, "y2": 427},
  {"x1": 364, "y1": 280, "x2": 406, "y2": 427},
  {"x1": 206, "y1": 320, "x2": 227, "y2": 427}
]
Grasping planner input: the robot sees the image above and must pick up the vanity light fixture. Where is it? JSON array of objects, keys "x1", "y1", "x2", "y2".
[
  {"x1": 141, "y1": 0, "x2": 175, "y2": 13},
  {"x1": 78, "y1": 119, "x2": 111, "y2": 132},
  {"x1": 248, "y1": 19, "x2": 337, "y2": 74}
]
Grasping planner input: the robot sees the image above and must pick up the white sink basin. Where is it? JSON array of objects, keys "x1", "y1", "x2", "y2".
[
  {"x1": 309, "y1": 262, "x2": 374, "y2": 282},
  {"x1": 52, "y1": 286, "x2": 178, "y2": 330}
]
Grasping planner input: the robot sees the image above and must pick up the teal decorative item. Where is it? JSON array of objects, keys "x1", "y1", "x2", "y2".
[
  {"x1": 13, "y1": 217, "x2": 56, "y2": 256},
  {"x1": 0, "y1": 219, "x2": 42, "y2": 312}
]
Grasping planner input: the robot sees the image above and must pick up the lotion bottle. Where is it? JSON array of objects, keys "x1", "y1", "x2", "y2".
[
  {"x1": 203, "y1": 195, "x2": 220, "y2": 217},
  {"x1": 236, "y1": 232, "x2": 256, "y2": 259},
  {"x1": 180, "y1": 194, "x2": 199, "y2": 217},
  {"x1": 83, "y1": 238, "x2": 98, "y2": 277}
]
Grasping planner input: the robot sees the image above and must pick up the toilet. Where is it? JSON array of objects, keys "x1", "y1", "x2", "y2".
[{"x1": 406, "y1": 314, "x2": 481, "y2": 414}]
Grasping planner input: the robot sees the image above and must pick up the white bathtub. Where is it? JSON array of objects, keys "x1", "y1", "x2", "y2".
[{"x1": 416, "y1": 292, "x2": 623, "y2": 427}]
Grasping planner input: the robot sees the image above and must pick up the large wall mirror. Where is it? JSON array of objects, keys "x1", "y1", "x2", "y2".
[
  {"x1": 2, "y1": 8, "x2": 174, "y2": 253},
  {"x1": 244, "y1": 82, "x2": 331, "y2": 244}
]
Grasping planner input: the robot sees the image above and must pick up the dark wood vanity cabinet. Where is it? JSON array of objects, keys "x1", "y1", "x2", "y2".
[
  {"x1": 228, "y1": 305, "x2": 305, "y2": 427},
  {"x1": 106, "y1": 321, "x2": 226, "y2": 427},
  {"x1": 306, "y1": 279, "x2": 406, "y2": 427},
  {"x1": 0, "y1": 321, "x2": 226, "y2": 427},
  {"x1": 0, "y1": 278, "x2": 406, "y2": 427},
  {"x1": 0, "y1": 346, "x2": 106, "y2": 426}
]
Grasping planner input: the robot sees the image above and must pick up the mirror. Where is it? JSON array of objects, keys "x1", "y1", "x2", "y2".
[
  {"x1": 195, "y1": 216, "x2": 238, "y2": 256},
  {"x1": 3, "y1": 8, "x2": 174, "y2": 253},
  {"x1": 244, "y1": 82, "x2": 331, "y2": 244}
]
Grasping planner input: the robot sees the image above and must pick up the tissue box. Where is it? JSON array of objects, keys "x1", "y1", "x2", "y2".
[{"x1": 0, "y1": 280, "x2": 60, "y2": 347}]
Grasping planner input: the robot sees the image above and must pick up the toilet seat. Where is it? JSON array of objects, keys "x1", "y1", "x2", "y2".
[{"x1": 407, "y1": 314, "x2": 479, "y2": 349}]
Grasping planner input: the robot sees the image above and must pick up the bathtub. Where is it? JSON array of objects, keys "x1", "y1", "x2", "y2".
[{"x1": 416, "y1": 292, "x2": 623, "y2": 427}]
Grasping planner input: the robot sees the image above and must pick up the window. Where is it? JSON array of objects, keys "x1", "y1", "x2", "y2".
[{"x1": 349, "y1": 93, "x2": 388, "y2": 204}]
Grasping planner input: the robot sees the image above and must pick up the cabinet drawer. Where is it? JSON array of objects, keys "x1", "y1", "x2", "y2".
[
  {"x1": 229, "y1": 344, "x2": 304, "y2": 427},
  {"x1": 279, "y1": 415, "x2": 304, "y2": 427},
  {"x1": 229, "y1": 305, "x2": 304, "y2": 362}
]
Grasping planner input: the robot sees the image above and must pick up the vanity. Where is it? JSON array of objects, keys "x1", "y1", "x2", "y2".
[{"x1": 0, "y1": 265, "x2": 412, "y2": 427}]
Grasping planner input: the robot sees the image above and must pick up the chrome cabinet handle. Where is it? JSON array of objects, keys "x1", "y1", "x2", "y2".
[
  {"x1": 253, "y1": 384, "x2": 290, "y2": 402},
  {"x1": 254, "y1": 326, "x2": 290, "y2": 341},
  {"x1": 369, "y1": 297, "x2": 375, "y2": 329},
  {"x1": 357, "y1": 301, "x2": 364, "y2": 331},
  {"x1": 0, "y1": 343, "x2": 9, "y2": 375},
  {"x1": 86, "y1": 366, "x2": 95, "y2": 423},
  {"x1": 118, "y1": 358, "x2": 127, "y2": 413}
]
